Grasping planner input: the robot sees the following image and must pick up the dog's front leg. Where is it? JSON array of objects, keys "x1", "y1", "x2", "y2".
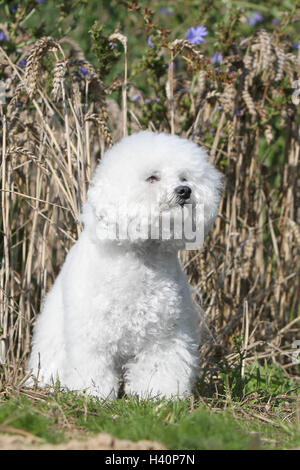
[
  {"x1": 63, "y1": 343, "x2": 119, "y2": 399},
  {"x1": 124, "y1": 337, "x2": 199, "y2": 399}
]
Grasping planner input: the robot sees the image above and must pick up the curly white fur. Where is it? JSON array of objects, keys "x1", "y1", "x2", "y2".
[{"x1": 28, "y1": 131, "x2": 223, "y2": 399}]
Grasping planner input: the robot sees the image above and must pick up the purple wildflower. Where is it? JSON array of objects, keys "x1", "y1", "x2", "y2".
[
  {"x1": 253, "y1": 12, "x2": 263, "y2": 20},
  {"x1": 132, "y1": 93, "x2": 141, "y2": 101},
  {"x1": 145, "y1": 98, "x2": 151, "y2": 104},
  {"x1": 211, "y1": 52, "x2": 222, "y2": 65},
  {"x1": 209, "y1": 129, "x2": 215, "y2": 135},
  {"x1": 10, "y1": 6, "x2": 18, "y2": 14},
  {"x1": 18, "y1": 59, "x2": 27, "y2": 68},
  {"x1": 292, "y1": 42, "x2": 299, "y2": 50},
  {"x1": 247, "y1": 12, "x2": 263, "y2": 26},
  {"x1": 272, "y1": 19, "x2": 280, "y2": 25},
  {"x1": 0, "y1": 31, "x2": 8, "y2": 41},
  {"x1": 186, "y1": 25, "x2": 208, "y2": 45},
  {"x1": 80, "y1": 66, "x2": 88, "y2": 77},
  {"x1": 147, "y1": 36, "x2": 153, "y2": 47},
  {"x1": 159, "y1": 7, "x2": 173, "y2": 16},
  {"x1": 36, "y1": 0, "x2": 46, "y2": 3}
]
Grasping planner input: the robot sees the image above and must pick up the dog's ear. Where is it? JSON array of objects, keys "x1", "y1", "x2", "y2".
[
  {"x1": 79, "y1": 200, "x2": 96, "y2": 229},
  {"x1": 85, "y1": 178, "x2": 106, "y2": 219},
  {"x1": 80, "y1": 171, "x2": 119, "y2": 240},
  {"x1": 81, "y1": 185, "x2": 118, "y2": 240}
]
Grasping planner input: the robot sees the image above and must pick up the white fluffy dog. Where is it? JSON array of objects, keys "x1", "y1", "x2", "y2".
[{"x1": 28, "y1": 131, "x2": 223, "y2": 399}]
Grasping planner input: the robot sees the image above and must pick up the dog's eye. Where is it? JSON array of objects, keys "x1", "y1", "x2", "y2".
[{"x1": 146, "y1": 175, "x2": 160, "y2": 183}]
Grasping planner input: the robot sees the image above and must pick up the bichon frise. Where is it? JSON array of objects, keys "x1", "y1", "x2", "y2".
[{"x1": 28, "y1": 131, "x2": 223, "y2": 399}]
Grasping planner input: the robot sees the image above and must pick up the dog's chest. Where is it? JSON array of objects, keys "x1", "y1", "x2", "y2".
[{"x1": 92, "y1": 255, "x2": 188, "y2": 353}]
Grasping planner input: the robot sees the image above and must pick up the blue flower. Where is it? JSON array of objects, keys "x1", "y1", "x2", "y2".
[
  {"x1": 247, "y1": 12, "x2": 263, "y2": 26},
  {"x1": 0, "y1": 31, "x2": 8, "y2": 41},
  {"x1": 211, "y1": 52, "x2": 222, "y2": 65},
  {"x1": 10, "y1": 5, "x2": 18, "y2": 13},
  {"x1": 36, "y1": 0, "x2": 46, "y2": 3},
  {"x1": 292, "y1": 42, "x2": 299, "y2": 50},
  {"x1": 80, "y1": 66, "x2": 88, "y2": 76},
  {"x1": 186, "y1": 25, "x2": 208, "y2": 45},
  {"x1": 132, "y1": 93, "x2": 141, "y2": 101},
  {"x1": 147, "y1": 36, "x2": 153, "y2": 47},
  {"x1": 272, "y1": 19, "x2": 280, "y2": 25},
  {"x1": 18, "y1": 59, "x2": 27, "y2": 68},
  {"x1": 159, "y1": 7, "x2": 173, "y2": 16}
]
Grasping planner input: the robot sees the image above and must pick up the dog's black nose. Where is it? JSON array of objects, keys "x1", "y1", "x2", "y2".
[{"x1": 175, "y1": 185, "x2": 191, "y2": 200}]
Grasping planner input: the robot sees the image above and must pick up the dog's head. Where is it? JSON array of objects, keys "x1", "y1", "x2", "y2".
[{"x1": 81, "y1": 131, "x2": 223, "y2": 249}]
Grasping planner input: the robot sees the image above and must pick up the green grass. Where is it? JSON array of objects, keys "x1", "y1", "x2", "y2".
[
  {"x1": 1, "y1": 362, "x2": 299, "y2": 449},
  {"x1": 74, "y1": 397, "x2": 253, "y2": 450},
  {"x1": 0, "y1": 392, "x2": 299, "y2": 450},
  {"x1": 0, "y1": 395, "x2": 65, "y2": 444}
]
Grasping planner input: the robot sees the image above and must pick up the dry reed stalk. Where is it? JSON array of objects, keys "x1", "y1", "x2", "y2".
[
  {"x1": 24, "y1": 37, "x2": 63, "y2": 100},
  {"x1": 166, "y1": 50, "x2": 175, "y2": 134},
  {"x1": 109, "y1": 32, "x2": 128, "y2": 137}
]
